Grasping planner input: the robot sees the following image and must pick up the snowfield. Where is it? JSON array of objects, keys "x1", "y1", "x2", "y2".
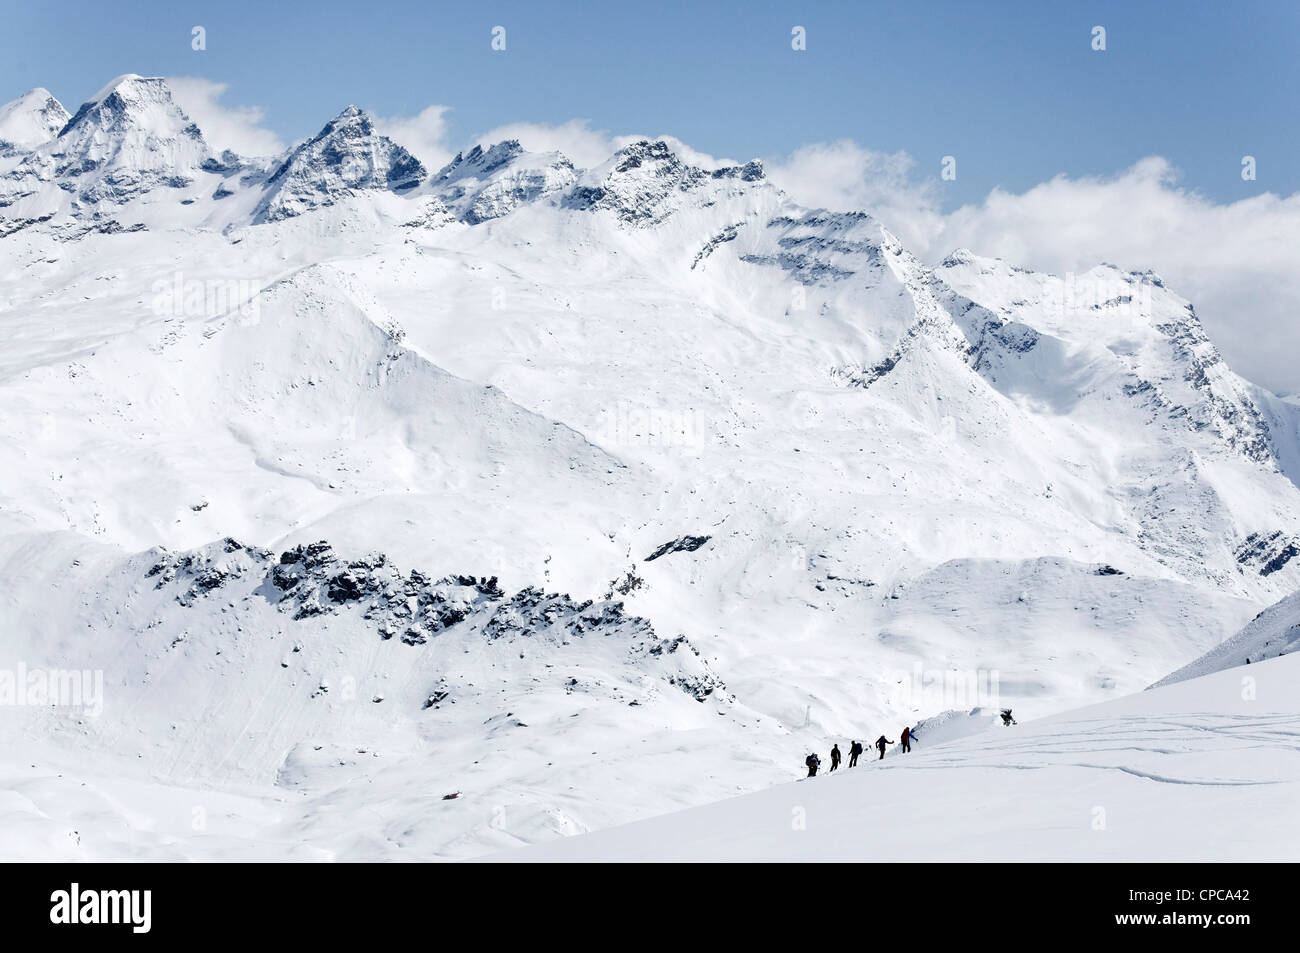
[
  {"x1": 495, "y1": 653, "x2": 1300, "y2": 862},
  {"x1": 3, "y1": 651, "x2": 1292, "y2": 862},
  {"x1": 1, "y1": 74, "x2": 1298, "y2": 861}
]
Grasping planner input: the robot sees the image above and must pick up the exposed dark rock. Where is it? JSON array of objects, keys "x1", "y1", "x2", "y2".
[
  {"x1": 145, "y1": 537, "x2": 728, "y2": 705},
  {"x1": 1236, "y1": 532, "x2": 1300, "y2": 577},
  {"x1": 691, "y1": 222, "x2": 744, "y2": 270},
  {"x1": 644, "y1": 535, "x2": 712, "y2": 561}
]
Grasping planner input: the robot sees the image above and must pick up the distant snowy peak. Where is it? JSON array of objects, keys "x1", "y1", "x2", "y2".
[
  {"x1": 428, "y1": 140, "x2": 577, "y2": 225},
  {"x1": 2, "y1": 75, "x2": 215, "y2": 207},
  {"x1": 936, "y1": 249, "x2": 1278, "y2": 467},
  {"x1": 255, "y1": 105, "x2": 426, "y2": 223},
  {"x1": 50, "y1": 74, "x2": 211, "y2": 169},
  {"x1": 0, "y1": 87, "x2": 69, "y2": 155},
  {"x1": 568, "y1": 138, "x2": 766, "y2": 225},
  {"x1": 425, "y1": 136, "x2": 768, "y2": 228},
  {"x1": 436, "y1": 140, "x2": 529, "y2": 182},
  {"x1": 939, "y1": 247, "x2": 978, "y2": 268}
]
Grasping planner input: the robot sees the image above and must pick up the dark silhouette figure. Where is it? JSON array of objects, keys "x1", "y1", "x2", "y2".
[
  {"x1": 900, "y1": 726, "x2": 915, "y2": 753},
  {"x1": 805, "y1": 752, "x2": 821, "y2": 777},
  {"x1": 1000, "y1": 708, "x2": 1017, "y2": 726},
  {"x1": 848, "y1": 740, "x2": 863, "y2": 767},
  {"x1": 875, "y1": 735, "x2": 893, "y2": 759},
  {"x1": 829, "y1": 744, "x2": 841, "y2": 771}
]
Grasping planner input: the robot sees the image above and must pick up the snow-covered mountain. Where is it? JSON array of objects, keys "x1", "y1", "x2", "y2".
[
  {"x1": 0, "y1": 75, "x2": 216, "y2": 214},
  {"x1": 426, "y1": 140, "x2": 577, "y2": 225},
  {"x1": 1, "y1": 75, "x2": 1298, "y2": 860},
  {"x1": 0, "y1": 87, "x2": 69, "y2": 158},
  {"x1": 254, "y1": 105, "x2": 426, "y2": 223}
]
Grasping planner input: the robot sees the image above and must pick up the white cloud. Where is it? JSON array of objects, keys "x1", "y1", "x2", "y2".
[
  {"x1": 463, "y1": 121, "x2": 736, "y2": 172},
  {"x1": 379, "y1": 111, "x2": 749, "y2": 176},
  {"x1": 373, "y1": 110, "x2": 625, "y2": 173},
  {"x1": 766, "y1": 146, "x2": 1300, "y2": 396},
  {"x1": 930, "y1": 160, "x2": 1300, "y2": 396},
  {"x1": 375, "y1": 105, "x2": 455, "y2": 172},
  {"x1": 766, "y1": 141, "x2": 945, "y2": 252},
  {"x1": 468, "y1": 119, "x2": 624, "y2": 169},
  {"x1": 166, "y1": 77, "x2": 283, "y2": 157}
]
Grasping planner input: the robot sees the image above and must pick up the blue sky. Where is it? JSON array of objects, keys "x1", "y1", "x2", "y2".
[{"x1": 3, "y1": 0, "x2": 1297, "y2": 209}]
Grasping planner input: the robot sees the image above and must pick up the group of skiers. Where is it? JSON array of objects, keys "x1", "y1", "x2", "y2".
[
  {"x1": 803, "y1": 709, "x2": 1018, "y2": 776},
  {"x1": 804, "y1": 726, "x2": 917, "y2": 777}
]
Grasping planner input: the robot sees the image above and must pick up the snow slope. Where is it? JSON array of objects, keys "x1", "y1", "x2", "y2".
[
  {"x1": 2, "y1": 75, "x2": 1299, "y2": 860},
  {"x1": 1153, "y1": 588, "x2": 1300, "y2": 687},
  {"x1": 5, "y1": 641, "x2": 1292, "y2": 861},
  {"x1": 496, "y1": 653, "x2": 1300, "y2": 862}
]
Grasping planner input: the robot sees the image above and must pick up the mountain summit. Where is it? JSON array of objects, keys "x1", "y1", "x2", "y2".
[
  {"x1": 0, "y1": 87, "x2": 69, "y2": 156},
  {"x1": 254, "y1": 105, "x2": 427, "y2": 223},
  {"x1": 427, "y1": 140, "x2": 577, "y2": 224},
  {"x1": 0, "y1": 75, "x2": 214, "y2": 211}
]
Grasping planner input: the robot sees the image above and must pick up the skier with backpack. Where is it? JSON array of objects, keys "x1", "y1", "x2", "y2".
[
  {"x1": 1000, "y1": 708, "x2": 1017, "y2": 726},
  {"x1": 805, "y1": 752, "x2": 821, "y2": 777},
  {"x1": 848, "y1": 740, "x2": 863, "y2": 767},
  {"x1": 829, "y1": 744, "x2": 841, "y2": 771},
  {"x1": 875, "y1": 735, "x2": 893, "y2": 760}
]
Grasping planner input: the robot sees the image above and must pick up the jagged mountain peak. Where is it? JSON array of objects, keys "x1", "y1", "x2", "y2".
[
  {"x1": 303, "y1": 104, "x2": 378, "y2": 142},
  {"x1": 422, "y1": 139, "x2": 577, "y2": 225},
  {"x1": 435, "y1": 140, "x2": 527, "y2": 182},
  {"x1": 0, "y1": 73, "x2": 214, "y2": 212},
  {"x1": 567, "y1": 137, "x2": 767, "y2": 226},
  {"x1": 254, "y1": 104, "x2": 426, "y2": 223},
  {"x1": 607, "y1": 137, "x2": 764, "y2": 183},
  {"x1": 611, "y1": 137, "x2": 682, "y2": 169},
  {"x1": 60, "y1": 74, "x2": 195, "y2": 137}
]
